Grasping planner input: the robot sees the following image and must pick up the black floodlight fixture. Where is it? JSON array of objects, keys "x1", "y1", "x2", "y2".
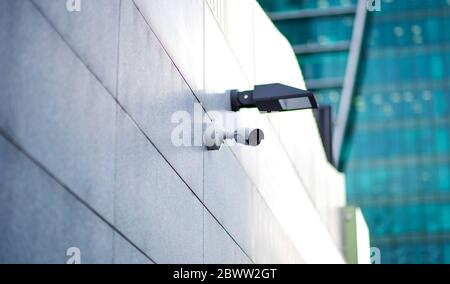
[{"x1": 230, "y1": 83, "x2": 318, "y2": 112}]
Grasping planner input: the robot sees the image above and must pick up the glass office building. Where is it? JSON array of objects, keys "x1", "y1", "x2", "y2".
[{"x1": 259, "y1": 0, "x2": 450, "y2": 263}]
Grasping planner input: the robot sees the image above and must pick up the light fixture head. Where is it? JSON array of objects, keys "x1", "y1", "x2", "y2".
[{"x1": 231, "y1": 83, "x2": 318, "y2": 112}]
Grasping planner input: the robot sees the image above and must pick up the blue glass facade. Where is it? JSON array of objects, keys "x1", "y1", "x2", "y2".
[
  {"x1": 344, "y1": 0, "x2": 450, "y2": 264},
  {"x1": 259, "y1": 0, "x2": 450, "y2": 263}
]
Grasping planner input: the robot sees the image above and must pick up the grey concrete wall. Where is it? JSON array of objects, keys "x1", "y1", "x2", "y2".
[{"x1": 0, "y1": 0, "x2": 313, "y2": 264}]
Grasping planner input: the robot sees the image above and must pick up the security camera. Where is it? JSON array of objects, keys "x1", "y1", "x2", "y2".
[
  {"x1": 204, "y1": 125, "x2": 265, "y2": 151},
  {"x1": 232, "y1": 128, "x2": 265, "y2": 147}
]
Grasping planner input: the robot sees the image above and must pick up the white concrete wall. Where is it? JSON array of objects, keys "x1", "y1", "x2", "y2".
[{"x1": 0, "y1": 0, "x2": 345, "y2": 264}]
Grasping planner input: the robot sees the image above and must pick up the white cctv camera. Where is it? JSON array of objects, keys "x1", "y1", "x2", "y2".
[
  {"x1": 233, "y1": 128, "x2": 265, "y2": 147},
  {"x1": 204, "y1": 125, "x2": 265, "y2": 151}
]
